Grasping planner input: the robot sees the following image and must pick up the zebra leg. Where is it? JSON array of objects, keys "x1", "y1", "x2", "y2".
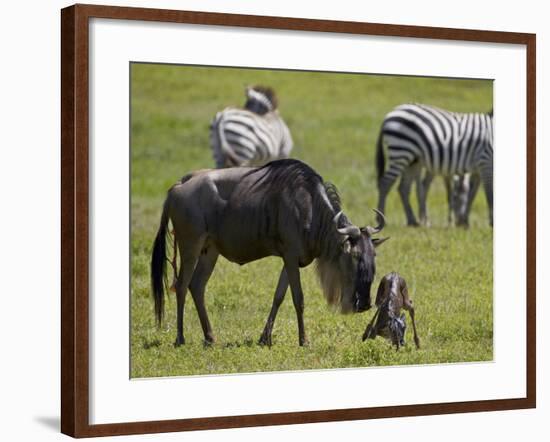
[
  {"x1": 398, "y1": 167, "x2": 419, "y2": 226},
  {"x1": 481, "y1": 167, "x2": 493, "y2": 227},
  {"x1": 377, "y1": 159, "x2": 409, "y2": 223},
  {"x1": 418, "y1": 170, "x2": 434, "y2": 227},
  {"x1": 444, "y1": 175, "x2": 454, "y2": 225},
  {"x1": 460, "y1": 173, "x2": 480, "y2": 227}
]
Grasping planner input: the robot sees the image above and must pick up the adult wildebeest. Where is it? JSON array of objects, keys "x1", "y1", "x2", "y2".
[
  {"x1": 151, "y1": 159, "x2": 388, "y2": 347},
  {"x1": 362, "y1": 272, "x2": 420, "y2": 350}
]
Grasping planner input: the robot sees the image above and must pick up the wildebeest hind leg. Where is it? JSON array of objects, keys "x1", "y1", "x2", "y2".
[
  {"x1": 188, "y1": 247, "x2": 219, "y2": 345},
  {"x1": 259, "y1": 267, "x2": 289, "y2": 347},
  {"x1": 169, "y1": 229, "x2": 178, "y2": 292},
  {"x1": 174, "y1": 239, "x2": 203, "y2": 347}
]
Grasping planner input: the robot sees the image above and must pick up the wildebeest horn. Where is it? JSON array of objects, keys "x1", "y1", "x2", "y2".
[
  {"x1": 333, "y1": 211, "x2": 361, "y2": 238},
  {"x1": 364, "y1": 209, "x2": 386, "y2": 235}
]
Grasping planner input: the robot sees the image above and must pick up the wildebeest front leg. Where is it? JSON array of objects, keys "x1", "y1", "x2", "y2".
[
  {"x1": 284, "y1": 259, "x2": 308, "y2": 346},
  {"x1": 188, "y1": 247, "x2": 219, "y2": 345},
  {"x1": 259, "y1": 267, "x2": 289, "y2": 347}
]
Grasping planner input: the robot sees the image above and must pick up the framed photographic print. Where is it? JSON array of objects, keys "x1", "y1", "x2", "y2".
[{"x1": 61, "y1": 3, "x2": 536, "y2": 438}]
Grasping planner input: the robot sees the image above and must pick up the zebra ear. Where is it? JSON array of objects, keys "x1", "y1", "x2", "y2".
[{"x1": 372, "y1": 237, "x2": 390, "y2": 248}]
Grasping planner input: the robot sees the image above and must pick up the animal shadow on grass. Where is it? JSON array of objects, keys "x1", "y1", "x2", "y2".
[
  {"x1": 223, "y1": 338, "x2": 255, "y2": 349},
  {"x1": 142, "y1": 338, "x2": 162, "y2": 350}
]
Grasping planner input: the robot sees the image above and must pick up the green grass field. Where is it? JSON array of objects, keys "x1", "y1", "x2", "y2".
[{"x1": 130, "y1": 63, "x2": 493, "y2": 378}]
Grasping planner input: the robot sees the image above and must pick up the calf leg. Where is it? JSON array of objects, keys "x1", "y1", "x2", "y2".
[
  {"x1": 403, "y1": 299, "x2": 420, "y2": 349},
  {"x1": 259, "y1": 267, "x2": 289, "y2": 347},
  {"x1": 362, "y1": 307, "x2": 381, "y2": 341},
  {"x1": 188, "y1": 246, "x2": 219, "y2": 345},
  {"x1": 409, "y1": 306, "x2": 420, "y2": 349},
  {"x1": 400, "y1": 279, "x2": 420, "y2": 349}
]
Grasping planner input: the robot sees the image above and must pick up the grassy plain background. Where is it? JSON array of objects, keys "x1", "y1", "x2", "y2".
[{"x1": 130, "y1": 64, "x2": 493, "y2": 378}]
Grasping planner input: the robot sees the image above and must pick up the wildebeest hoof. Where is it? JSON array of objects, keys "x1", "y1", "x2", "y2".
[
  {"x1": 407, "y1": 221, "x2": 420, "y2": 227},
  {"x1": 204, "y1": 335, "x2": 216, "y2": 346},
  {"x1": 299, "y1": 338, "x2": 310, "y2": 347},
  {"x1": 258, "y1": 334, "x2": 272, "y2": 347},
  {"x1": 174, "y1": 336, "x2": 185, "y2": 347}
]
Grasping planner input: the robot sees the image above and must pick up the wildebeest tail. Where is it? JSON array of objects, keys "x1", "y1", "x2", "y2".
[
  {"x1": 375, "y1": 130, "x2": 385, "y2": 186},
  {"x1": 151, "y1": 197, "x2": 170, "y2": 326}
]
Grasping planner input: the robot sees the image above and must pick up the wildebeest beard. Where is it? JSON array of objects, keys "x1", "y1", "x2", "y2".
[
  {"x1": 355, "y1": 255, "x2": 375, "y2": 312},
  {"x1": 315, "y1": 242, "x2": 376, "y2": 314}
]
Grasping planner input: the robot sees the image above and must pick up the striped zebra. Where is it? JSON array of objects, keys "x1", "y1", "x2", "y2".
[
  {"x1": 376, "y1": 103, "x2": 493, "y2": 227},
  {"x1": 210, "y1": 86, "x2": 293, "y2": 168}
]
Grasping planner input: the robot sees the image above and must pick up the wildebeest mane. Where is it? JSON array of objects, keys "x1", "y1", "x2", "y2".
[{"x1": 244, "y1": 158, "x2": 322, "y2": 192}]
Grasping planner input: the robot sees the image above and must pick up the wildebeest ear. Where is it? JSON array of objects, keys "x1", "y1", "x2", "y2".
[{"x1": 372, "y1": 237, "x2": 390, "y2": 248}]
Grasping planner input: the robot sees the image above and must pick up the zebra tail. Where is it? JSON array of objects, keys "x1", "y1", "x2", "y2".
[{"x1": 375, "y1": 131, "x2": 385, "y2": 186}]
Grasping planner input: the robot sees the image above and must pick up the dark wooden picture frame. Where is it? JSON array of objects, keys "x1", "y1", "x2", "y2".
[{"x1": 61, "y1": 3, "x2": 536, "y2": 438}]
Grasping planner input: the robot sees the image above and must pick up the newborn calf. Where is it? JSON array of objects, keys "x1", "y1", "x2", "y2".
[{"x1": 362, "y1": 272, "x2": 420, "y2": 350}]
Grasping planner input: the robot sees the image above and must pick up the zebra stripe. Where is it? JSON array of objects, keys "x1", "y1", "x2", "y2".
[
  {"x1": 376, "y1": 103, "x2": 493, "y2": 226},
  {"x1": 210, "y1": 107, "x2": 293, "y2": 168}
]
